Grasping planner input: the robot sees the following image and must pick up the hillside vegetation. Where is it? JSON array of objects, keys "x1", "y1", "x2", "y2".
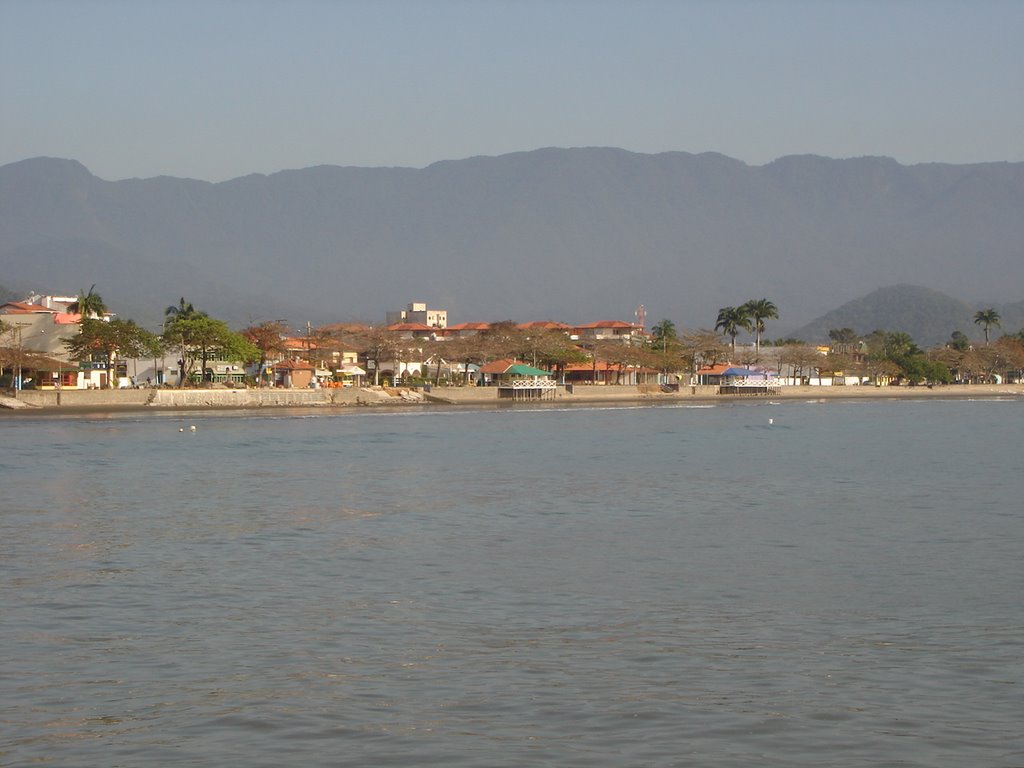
[{"x1": 789, "y1": 285, "x2": 1024, "y2": 347}]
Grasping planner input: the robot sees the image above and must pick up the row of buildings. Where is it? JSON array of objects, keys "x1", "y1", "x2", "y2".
[
  {"x1": 1, "y1": 297, "x2": 665, "y2": 391},
  {"x1": 3, "y1": 296, "x2": 858, "y2": 394}
]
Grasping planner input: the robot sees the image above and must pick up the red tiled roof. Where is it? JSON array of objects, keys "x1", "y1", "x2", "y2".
[
  {"x1": 696, "y1": 363, "x2": 733, "y2": 375},
  {"x1": 273, "y1": 358, "x2": 315, "y2": 371},
  {"x1": 386, "y1": 322, "x2": 434, "y2": 332},
  {"x1": 564, "y1": 360, "x2": 655, "y2": 372},
  {"x1": 565, "y1": 361, "x2": 618, "y2": 372},
  {"x1": 283, "y1": 336, "x2": 315, "y2": 349},
  {"x1": 479, "y1": 358, "x2": 520, "y2": 374},
  {"x1": 517, "y1": 321, "x2": 571, "y2": 330},
  {"x1": 0, "y1": 301, "x2": 55, "y2": 314},
  {"x1": 445, "y1": 322, "x2": 491, "y2": 331},
  {"x1": 573, "y1": 320, "x2": 639, "y2": 330}
]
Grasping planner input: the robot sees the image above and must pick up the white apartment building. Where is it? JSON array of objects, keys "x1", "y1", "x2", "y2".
[{"x1": 386, "y1": 301, "x2": 448, "y2": 329}]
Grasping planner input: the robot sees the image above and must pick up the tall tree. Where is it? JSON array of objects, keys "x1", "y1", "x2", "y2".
[
  {"x1": 864, "y1": 330, "x2": 942, "y2": 384},
  {"x1": 419, "y1": 338, "x2": 449, "y2": 386},
  {"x1": 778, "y1": 342, "x2": 824, "y2": 384},
  {"x1": 994, "y1": 336, "x2": 1024, "y2": 382},
  {"x1": 162, "y1": 313, "x2": 257, "y2": 385},
  {"x1": 481, "y1": 321, "x2": 526, "y2": 362},
  {"x1": 741, "y1": 298, "x2": 778, "y2": 358},
  {"x1": 530, "y1": 329, "x2": 587, "y2": 383},
  {"x1": 0, "y1": 319, "x2": 13, "y2": 381},
  {"x1": 929, "y1": 345, "x2": 967, "y2": 383},
  {"x1": 948, "y1": 330, "x2": 970, "y2": 352},
  {"x1": 351, "y1": 327, "x2": 399, "y2": 386},
  {"x1": 650, "y1": 319, "x2": 678, "y2": 352},
  {"x1": 64, "y1": 318, "x2": 161, "y2": 388},
  {"x1": 241, "y1": 320, "x2": 289, "y2": 385},
  {"x1": 165, "y1": 297, "x2": 198, "y2": 321},
  {"x1": 828, "y1": 327, "x2": 859, "y2": 354},
  {"x1": 678, "y1": 329, "x2": 729, "y2": 383},
  {"x1": 68, "y1": 285, "x2": 107, "y2": 319},
  {"x1": 715, "y1": 306, "x2": 751, "y2": 356},
  {"x1": 441, "y1": 335, "x2": 491, "y2": 386},
  {"x1": 973, "y1": 308, "x2": 1001, "y2": 345}
]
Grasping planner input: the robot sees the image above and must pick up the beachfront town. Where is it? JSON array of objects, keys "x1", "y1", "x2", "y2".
[{"x1": 2, "y1": 292, "x2": 1023, "y2": 401}]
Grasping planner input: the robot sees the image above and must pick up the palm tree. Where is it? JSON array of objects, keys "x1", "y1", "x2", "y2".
[
  {"x1": 68, "y1": 284, "x2": 107, "y2": 319},
  {"x1": 741, "y1": 298, "x2": 779, "y2": 357},
  {"x1": 715, "y1": 306, "x2": 752, "y2": 357},
  {"x1": 165, "y1": 297, "x2": 198, "y2": 322},
  {"x1": 973, "y1": 308, "x2": 1001, "y2": 345},
  {"x1": 650, "y1": 319, "x2": 677, "y2": 352}
]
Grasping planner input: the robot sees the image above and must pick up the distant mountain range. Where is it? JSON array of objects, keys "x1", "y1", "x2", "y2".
[{"x1": 1, "y1": 149, "x2": 1022, "y2": 337}]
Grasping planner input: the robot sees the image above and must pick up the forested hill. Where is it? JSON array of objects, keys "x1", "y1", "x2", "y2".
[
  {"x1": 1, "y1": 149, "x2": 1022, "y2": 329},
  {"x1": 789, "y1": 285, "x2": 1024, "y2": 347}
]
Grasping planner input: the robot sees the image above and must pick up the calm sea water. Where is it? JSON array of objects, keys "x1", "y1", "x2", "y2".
[{"x1": 2, "y1": 398, "x2": 1022, "y2": 767}]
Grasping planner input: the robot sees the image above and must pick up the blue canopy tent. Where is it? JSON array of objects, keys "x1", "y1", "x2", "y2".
[{"x1": 722, "y1": 367, "x2": 767, "y2": 378}]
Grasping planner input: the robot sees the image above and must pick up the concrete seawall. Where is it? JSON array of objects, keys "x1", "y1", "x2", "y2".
[
  {"x1": 10, "y1": 387, "x2": 401, "y2": 410},
  {"x1": 6, "y1": 383, "x2": 1022, "y2": 412},
  {"x1": 149, "y1": 389, "x2": 335, "y2": 408},
  {"x1": 425, "y1": 384, "x2": 721, "y2": 404},
  {"x1": 15, "y1": 389, "x2": 153, "y2": 408}
]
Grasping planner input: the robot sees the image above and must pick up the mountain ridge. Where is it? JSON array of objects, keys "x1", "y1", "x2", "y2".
[{"x1": 2, "y1": 148, "x2": 1022, "y2": 331}]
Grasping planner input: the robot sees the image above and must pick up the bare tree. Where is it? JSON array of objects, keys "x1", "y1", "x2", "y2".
[
  {"x1": 778, "y1": 343, "x2": 823, "y2": 384},
  {"x1": 240, "y1": 320, "x2": 288, "y2": 385},
  {"x1": 679, "y1": 329, "x2": 728, "y2": 382},
  {"x1": 351, "y1": 327, "x2": 399, "y2": 386}
]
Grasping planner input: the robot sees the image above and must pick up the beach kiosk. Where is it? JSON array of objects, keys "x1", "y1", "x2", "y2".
[
  {"x1": 718, "y1": 367, "x2": 777, "y2": 396},
  {"x1": 486, "y1": 361, "x2": 558, "y2": 401}
]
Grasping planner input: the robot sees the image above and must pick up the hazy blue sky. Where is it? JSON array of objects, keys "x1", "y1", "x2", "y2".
[{"x1": 3, "y1": 0, "x2": 1021, "y2": 181}]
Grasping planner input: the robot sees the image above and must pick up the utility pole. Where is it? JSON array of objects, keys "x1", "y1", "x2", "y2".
[{"x1": 13, "y1": 322, "x2": 30, "y2": 398}]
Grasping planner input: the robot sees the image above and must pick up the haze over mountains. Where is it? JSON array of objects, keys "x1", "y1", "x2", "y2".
[{"x1": 1, "y1": 148, "x2": 1022, "y2": 341}]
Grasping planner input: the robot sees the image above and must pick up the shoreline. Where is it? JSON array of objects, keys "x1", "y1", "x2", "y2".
[{"x1": 3, "y1": 383, "x2": 1022, "y2": 417}]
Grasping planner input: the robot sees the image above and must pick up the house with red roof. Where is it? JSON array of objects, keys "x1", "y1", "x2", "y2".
[
  {"x1": 271, "y1": 358, "x2": 316, "y2": 389},
  {"x1": 0, "y1": 300, "x2": 51, "y2": 315},
  {"x1": 571, "y1": 320, "x2": 644, "y2": 342},
  {"x1": 384, "y1": 322, "x2": 437, "y2": 339},
  {"x1": 478, "y1": 358, "x2": 520, "y2": 383},
  {"x1": 695, "y1": 363, "x2": 733, "y2": 386},
  {"x1": 438, "y1": 322, "x2": 492, "y2": 338},
  {"x1": 1, "y1": 299, "x2": 86, "y2": 388},
  {"x1": 564, "y1": 359, "x2": 660, "y2": 386},
  {"x1": 478, "y1": 359, "x2": 557, "y2": 399}
]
